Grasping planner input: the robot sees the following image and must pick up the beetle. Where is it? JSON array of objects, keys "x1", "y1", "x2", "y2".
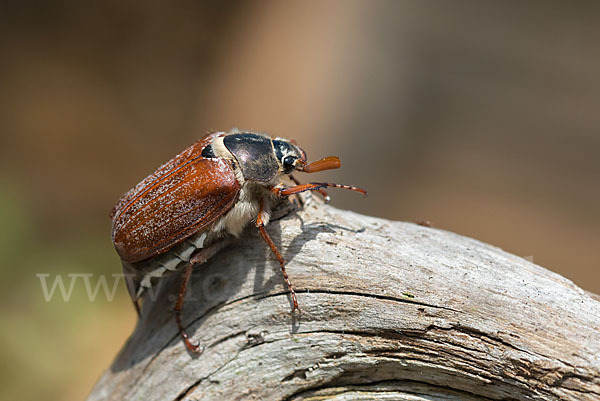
[{"x1": 111, "y1": 129, "x2": 366, "y2": 353}]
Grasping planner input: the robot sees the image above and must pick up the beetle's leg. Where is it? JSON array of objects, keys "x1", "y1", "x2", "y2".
[
  {"x1": 174, "y1": 263, "x2": 203, "y2": 354},
  {"x1": 121, "y1": 262, "x2": 143, "y2": 317},
  {"x1": 173, "y1": 240, "x2": 231, "y2": 353},
  {"x1": 132, "y1": 298, "x2": 142, "y2": 317},
  {"x1": 273, "y1": 182, "x2": 367, "y2": 197},
  {"x1": 288, "y1": 174, "x2": 330, "y2": 203},
  {"x1": 287, "y1": 174, "x2": 305, "y2": 207},
  {"x1": 256, "y1": 200, "x2": 299, "y2": 312},
  {"x1": 124, "y1": 279, "x2": 142, "y2": 317}
]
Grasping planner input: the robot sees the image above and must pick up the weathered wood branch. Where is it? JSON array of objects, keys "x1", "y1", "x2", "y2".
[{"x1": 88, "y1": 197, "x2": 600, "y2": 400}]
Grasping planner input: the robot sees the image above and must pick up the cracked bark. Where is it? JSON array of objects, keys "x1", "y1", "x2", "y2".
[{"x1": 87, "y1": 197, "x2": 600, "y2": 401}]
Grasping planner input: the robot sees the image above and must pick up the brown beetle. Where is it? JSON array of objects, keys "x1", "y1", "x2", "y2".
[{"x1": 111, "y1": 129, "x2": 366, "y2": 353}]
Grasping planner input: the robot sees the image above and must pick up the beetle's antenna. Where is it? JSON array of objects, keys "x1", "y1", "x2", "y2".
[{"x1": 299, "y1": 156, "x2": 341, "y2": 173}]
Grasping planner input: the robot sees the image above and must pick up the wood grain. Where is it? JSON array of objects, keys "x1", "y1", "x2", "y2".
[{"x1": 88, "y1": 197, "x2": 600, "y2": 400}]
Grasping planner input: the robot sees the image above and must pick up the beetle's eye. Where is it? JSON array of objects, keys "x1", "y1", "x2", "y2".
[{"x1": 283, "y1": 155, "x2": 295, "y2": 171}]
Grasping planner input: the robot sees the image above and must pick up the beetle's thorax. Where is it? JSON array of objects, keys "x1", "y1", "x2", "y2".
[
  {"x1": 212, "y1": 133, "x2": 277, "y2": 184},
  {"x1": 206, "y1": 131, "x2": 304, "y2": 239},
  {"x1": 209, "y1": 135, "x2": 247, "y2": 185},
  {"x1": 211, "y1": 181, "x2": 273, "y2": 237}
]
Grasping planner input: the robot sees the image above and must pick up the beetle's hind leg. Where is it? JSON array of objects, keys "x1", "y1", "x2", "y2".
[
  {"x1": 173, "y1": 240, "x2": 232, "y2": 354},
  {"x1": 121, "y1": 261, "x2": 143, "y2": 317},
  {"x1": 256, "y1": 200, "x2": 299, "y2": 312},
  {"x1": 174, "y1": 263, "x2": 203, "y2": 354},
  {"x1": 132, "y1": 298, "x2": 142, "y2": 317}
]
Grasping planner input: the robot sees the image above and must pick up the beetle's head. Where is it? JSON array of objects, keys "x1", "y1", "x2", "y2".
[
  {"x1": 273, "y1": 138, "x2": 307, "y2": 174},
  {"x1": 273, "y1": 138, "x2": 344, "y2": 175}
]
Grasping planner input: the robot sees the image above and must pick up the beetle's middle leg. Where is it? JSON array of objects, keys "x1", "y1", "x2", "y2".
[{"x1": 256, "y1": 200, "x2": 299, "y2": 312}]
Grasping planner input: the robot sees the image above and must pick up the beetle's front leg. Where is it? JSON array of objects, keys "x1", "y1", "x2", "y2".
[
  {"x1": 272, "y1": 182, "x2": 367, "y2": 198},
  {"x1": 288, "y1": 174, "x2": 331, "y2": 203},
  {"x1": 255, "y1": 199, "x2": 299, "y2": 312}
]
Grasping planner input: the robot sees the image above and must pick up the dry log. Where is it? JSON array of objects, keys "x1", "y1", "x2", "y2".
[{"x1": 88, "y1": 196, "x2": 600, "y2": 400}]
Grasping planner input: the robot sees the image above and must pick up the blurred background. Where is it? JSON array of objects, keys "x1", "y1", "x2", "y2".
[{"x1": 0, "y1": 1, "x2": 598, "y2": 400}]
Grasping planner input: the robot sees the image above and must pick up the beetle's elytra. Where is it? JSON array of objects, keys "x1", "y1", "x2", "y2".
[{"x1": 111, "y1": 129, "x2": 366, "y2": 353}]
